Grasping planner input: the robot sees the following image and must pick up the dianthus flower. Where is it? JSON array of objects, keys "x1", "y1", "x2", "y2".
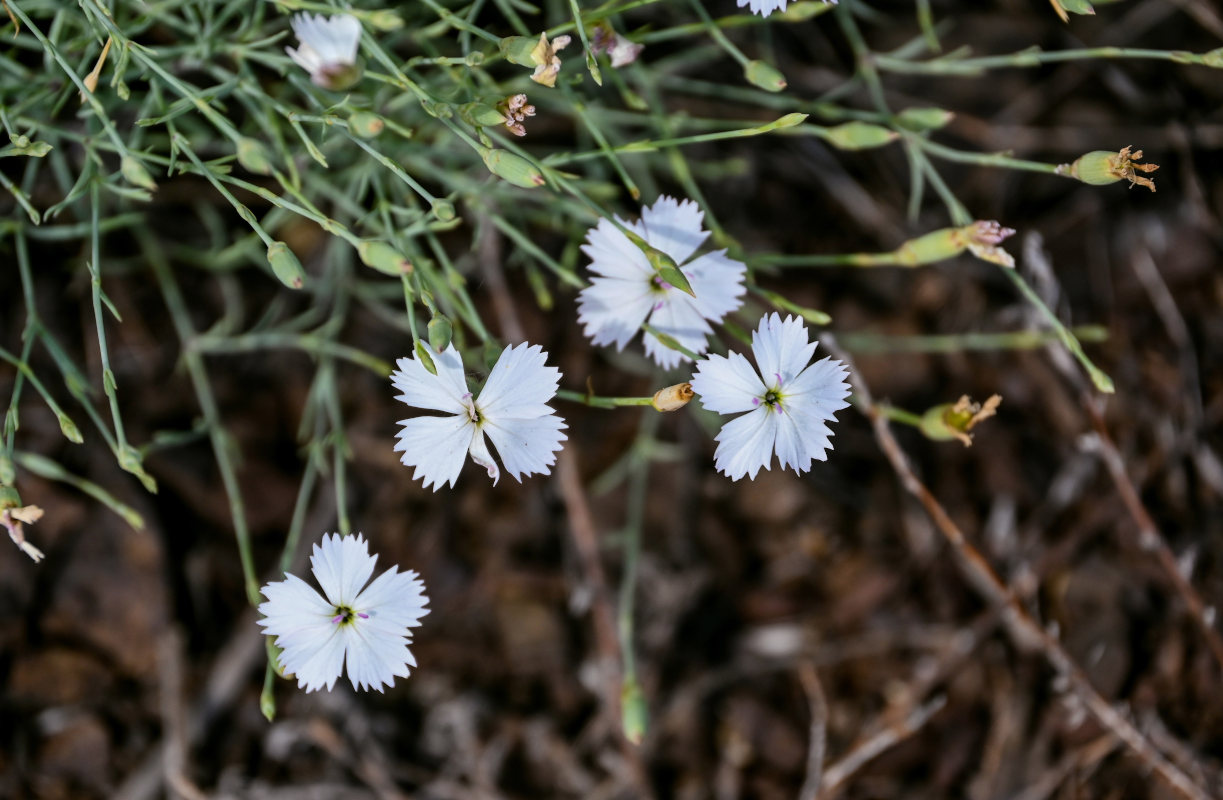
[
  {"x1": 391, "y1": 343, "x2": 567, "y2": 490},
  {"x1": 690, "y1": 314, "x2": 851, "y2": 480},
  {"x1": 286, "y1": 13, "x2": 362, "y2": 90},
  {"x1": 578, "y1": 196, "x2": 746, "y2": 370},
  {"x1": 258, "y1": 533, "x2": 429, "y2": 693}
]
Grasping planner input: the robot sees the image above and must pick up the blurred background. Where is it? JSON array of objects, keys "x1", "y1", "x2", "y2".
[{"x1": 1, "y1": 0, "x2": 1222, "y2": 798}]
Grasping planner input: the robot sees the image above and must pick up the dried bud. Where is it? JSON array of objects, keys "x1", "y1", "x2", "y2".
[
  {"x1": 920, "y1": 394, "x2": 1002, "y2": 446},
  {"x1": 1058, "y1": 146, "x2": 1158, "y2": 192},
  {"x1": 651, "y1": 383, "x2": 694, "y2": 412}
]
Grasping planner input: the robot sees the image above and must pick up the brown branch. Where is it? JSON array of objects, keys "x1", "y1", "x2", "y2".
[
  {"x1": 822, "y1": 334, "x2": 1213, "y2": 800},
  {"x1": 819, "y1": 695, "x2": 947, "y2": 798},
  {"x1": 798, "y1": 663, "x2": 828, "y2": 800}
]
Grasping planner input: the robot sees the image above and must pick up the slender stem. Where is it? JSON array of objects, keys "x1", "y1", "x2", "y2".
[{"x1": 556, "y1": 390, "x2": 656, "y2": 409}]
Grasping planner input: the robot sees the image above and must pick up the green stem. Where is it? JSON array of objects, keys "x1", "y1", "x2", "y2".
[{"x1": 555, "y1": 390, "x2": 656, "y2": 409}]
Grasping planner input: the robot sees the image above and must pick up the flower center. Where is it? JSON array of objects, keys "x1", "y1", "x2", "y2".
[
  {"x1": 331, "y1": 605, "x2": 369, "y2": 626},
  {"x1": 461, "y1": 392, "x2": 481, "y2": 425}
]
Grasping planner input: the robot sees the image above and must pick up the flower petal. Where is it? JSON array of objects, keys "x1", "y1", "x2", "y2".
[
  {"x1": 390, "y1": 345, "x2": 470, "y2": 415},
  {"x1": 685, "y1": 249, "x2": 747, "y2": 322},
  {"x1": 691, "y1": 351, "x2": 767, "y2": 414},
  {"x1": 343, "y1": 625, "x2": 413, "y2": 692},
  {"x1": 577, "y1": 276, "x2": 656, "y2": 352},
  {"x1": 581, "y1": 216, "x2": 653, "y2": 280},
  {"x1": 476, "y1": 343, "x2": 561, "y2": 420},
  {"x1": 711, "y1": 407, "x2": 780, "y2": 481},
  {"x1": 751, "y1": 313, "x2": 816, "y2": 389},
  {"x1": 310, "y1": 533, "x2": 376, "y2": 608},
  {"x1": 786, "y1": 355, "x2": 852, "y2": 418},
  {"x1": 643, "y1": 294, "x2": 713, "y2": 369},
  {"x1": 483, "y1": 415, "x2": 568, "y2": 483},
  {"x1": 394, "y1": 413, "x2": 475, "y2": 491},
  {"x1": 354, "y1": 568, "x2": 430, "y2": 631},
  {"x1": 634, "y1": 196, "x2": 707, "y2": 264},
  {"x1": 467, "y1": 430, "x2": 500, "y2": 485}
]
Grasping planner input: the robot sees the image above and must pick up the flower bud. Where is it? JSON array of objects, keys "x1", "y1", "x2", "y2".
[
  {"x1": 744, "y1": 59, "x2": 787, "y2": 92},
  {"x1": 358, "y1": 240, "x2": 412, "y2": 275},
  {"x1": 920, "y1": 394, "x2": 1001, "y2": 446},
  {"x1": 57, "y1": 412, "x2": 83, "y2": 444},
  {"x1": 499, "y1": 35, "x2": 539, "y2": 66},
  {"x1": 120, "y1": 155, "x2": 156, "y2": 191},
  {"x1": 431, "y1": 200, "x2": 456, "y2": 222},
  {"x1": 414, "y1": 340, "x2": 438, "y2": 376},
  {"x1": 822, "y1": 122, "x2": 899, "y2": 151},
  {"x1": 481, "y1": 148, "x2": 545, "y2": 188},
  {"x1": 266, "y1": 242, "x2": 306, "y2": 289},
  {"x1": 459, "y1": 102, "x2": 511, "y2": 127},
  {"x1": 621, "y1": 679, "x2": 648, "y2": 745},
  {"x1": 236, "y1": 137, "x2": 273, "y2": 175},
  {"x1": 652, "y1": 383, "x2": 694, "y2": 412},
  {"x1": 1057, "y1": 145, "x2": 1158, "y2": 191},
  {"x1": 0, "y1": 453, "x2": 14, "y2": 485},
  {"x1": 348, "y1": 111, "x2": 385, "y2": 139},
  {"x1": 427, "y1": 315, "x2": 453, "y2": 353},
  {"x1": 896, "y1": 107, "x2": 954, "y2": 132}
]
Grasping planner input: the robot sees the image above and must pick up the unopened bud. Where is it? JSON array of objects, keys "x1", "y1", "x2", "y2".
[
  {"x1": 431, "y1": 200, "x2": 456, "y2": 222},
  {"x1": 920, "y1": 394, "x2": 1002, "y2": 446},
  {"x1": 1057, "y1": 145, "x2": 1158, "y2": 192},
  {"x1": 57, "y1": 413, "x2": 83, "y2": 444},
  {"x1": 348, "y1": 111, "x2": 385, "y2": 139},
  {"x1": 481, "y1": 148, "x2": 545, "y2": 188},
  {"x1": 358, "y1": 240, "x2": 412, "y2": 275},
  {"x1": 822, "y1": 122, "x2": 899, "y2": 151},
  {"x1": 414, "y1": 340, "x2": 438, "y2": 376},
  {"x1": 266, "y1": 242, "x2": 306, "y2": 289},
  {"x1": 120, "y1": 156, "x2": 156, "y2": 191},
  {"x1": 236, "y1": 137, "x2": 273, "y2": 175},
  {"x1": 621, "y1": 679, "x2": 648, "y2": 745},
  {"x1": 427, "y1": 315, "x2": 454, "y2": 353},
  {"x1": 744, "y1": 59, "x2": 787, "y2": 92},
  {"x1": 896, "y1": 107, "x2": 954, "y2": 132},
  {"x1": 652, "y1": 383, "x2": 694, "y2": 412},
  {"x1": 0, "y1": 453, "x2": 14, "y2": 485}
]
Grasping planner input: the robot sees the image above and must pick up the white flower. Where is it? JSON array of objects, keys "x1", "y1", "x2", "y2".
[
  {"x1": 737, "y1": 0, "x2": 835, "y2": 17},
  {"x1": 689, "y1": 314, "x2": 851, "y2": 480},
  {"x1": 286, "y1": 13, "x2": 362, "y2": 90},
  {"x1": 257, "y1": 533, "x2": 429, "y2": 693},
  {"x1": 578, "y1": 196, "x2": 747, "y2": 370},
  {"x1": 391, "y1": 343, "x2": 567, "y2": 490}
]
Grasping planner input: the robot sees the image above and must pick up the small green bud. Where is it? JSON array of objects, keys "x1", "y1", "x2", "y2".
[
  {"x1": 358, "y1": 240, "x2": 412, "y2": 275},
  {"x1": 348, "y1": 111, "x2": 385, "y2": 139},
  {"x1": 459, "y1": 102, "x2": 510, "y2": 127},
  {"x1": 481, "y1": 148, "x2": 545, "y2": 188},
  {"x1": 365, "y1": 10, "x2": 403, "y2": 30},
  {"x1": 499, "y1": 35, "x2": 538, "y2": 66},
  {"x1": 896, "y1": 107, "x2": 955, "y2": 132},
  {"x1": 919, "y1": 394, "x2": 1001, "y2": 447},
  {"x1": 118, "y1": 444, "x2": 157, "y2": 494},
  {"x1": 9, "y1": 133, "x2": 29, "y2": 148},
  {"x1": 120, "y1": 155, "x2": 156, "y2": 191},
  {"x1": 622, "y1": 228, "x2": 695, "y2": 297},
  {"x1": 1204, "y1": 48, "x2": 1223, "y2": 68},
  {"x1": 236, "y1": 137, "x2": 273, "y2": 175},
  {"x1": 431, "y1": 200, "x2": 456, "y2": 222},
  {"x1": 414, "y1": 340, "x2": 438, "y2": 375},
  {"x1": 822, "y1": 122, "x2": 899, "y2": 151},
  {"x1": 744, "y1": 59, "x2": 787, "y2": 92},
  {"x1": 266, "y1": 242, "x2": 306, "y2": 289},
  {"x1": 57, "y1": 413, "x2": 84, "y2": 444},
  {"x1": 621, "y1": 679, "x2": 648, "y2": 744},
  {"x1": 0, "y1": 453, "x2": 15, "y2": 485},
  {"x1": 465, "y1": 51, "x2": 485, "y2": 67},
  {"x1": 260, "y1": 690, "x2": 276, "y2": 723},
  {"x1": 427, "y1": 315, "x2": 454, "y2": 353}
]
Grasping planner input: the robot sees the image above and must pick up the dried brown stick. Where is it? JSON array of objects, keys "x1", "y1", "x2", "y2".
[
  {"x1": 819, "y1": 695, "x2": 947, "y2": 798},
  {"x1": 797, "y1": 663, "x2": 827, "y2": 800},
  {"x1": 822, "y1": 335, "x2": 1213, "y2": 800}
]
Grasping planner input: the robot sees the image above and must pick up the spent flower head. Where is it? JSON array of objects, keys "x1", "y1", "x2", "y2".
[
  {"x1": 286, "y1": 13, "x2": 363, "y2": 90},
  {"x1": 257, "y1": 533, "x2": 429, "y2": 693},
  {"x1": 391, "y1": 343, "x2": 567, "y2": 490},
  {"x1": 590, "y1": 23, "x2": 644, "y2": 68},
  {"x1": 690, "y1": 314, "x2": 851, "y2": 480},
  {"x1": 1058, "y1": 145, "x2": 1159, "y2": 192},
  {"x1": 2, "y1": 502, "x2": 44, "y2": 563},
  {"x1": 578, "y1": 196, "x2": 747, "y2": 370},
  {"x1": 530, "y1": 32, "x2": 571, "y2": 88}
]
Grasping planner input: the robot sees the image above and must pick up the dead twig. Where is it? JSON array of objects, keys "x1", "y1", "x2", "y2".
[
  {"x1": 797, "y1": 663, "x2": 827, "y2": 800},
  {"x1": 823, "y1": 334, "x2": 1214, "y2": 800}
]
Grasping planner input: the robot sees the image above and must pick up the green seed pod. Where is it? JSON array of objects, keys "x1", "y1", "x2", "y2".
[
  {"x1": 427, "y1": 315, "x2": 454, "y2": 353},
  {"x1": 892, "y1": 227, "x2": 965, "y2": 267},
  {"x1": 431, "y1": 200, "x2": 456, "y2": 222},
  {"x1": 266, "y1": 242, "x2": 306, "y2": 289},
  {"x1": 822, "y1": 122, "x2": 899, "y2": 151},
  {"x1": 0, "y1": 452, "x2": 15, "y2": 485},
  {"x1": 743, "y1": 59, "x2": 787, "y2": 92},
  {"x1": 499, "y1": 35, "x2": 538, "y2": 67},
  {"x1": 481, "y1": 148, "x2": 545, "y2": 188},
  {"x1": 0, "y1": 486, "x2": 20, "y2": 509},
  {"x1": 358, "y1": 240, "x2": 412, "y2": 275},
  {"x1": 896, "y1": 107, "x2": 955, "y2": 132},
  {"x1": 1063, "y1": 150, "x2": 1120, "y2": 185},
  {"x1": 459, "y1": 102, "x2": 509, "y2": 127},
  {"x1": 348, "y1": 111, "x2": 385, "y2": 139},
  {"x1": 120, "y1": 155, "x2": 156, "y2": 191},
  {"x1": 57, "y1": 412, "x2": 84, "y2": 444},
  {"x1": 236, "y1": 137, "x2": 273, "y2": 175},
  {"x1": 621, "y1": 679, "x2": 648, "y2": 745}
]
